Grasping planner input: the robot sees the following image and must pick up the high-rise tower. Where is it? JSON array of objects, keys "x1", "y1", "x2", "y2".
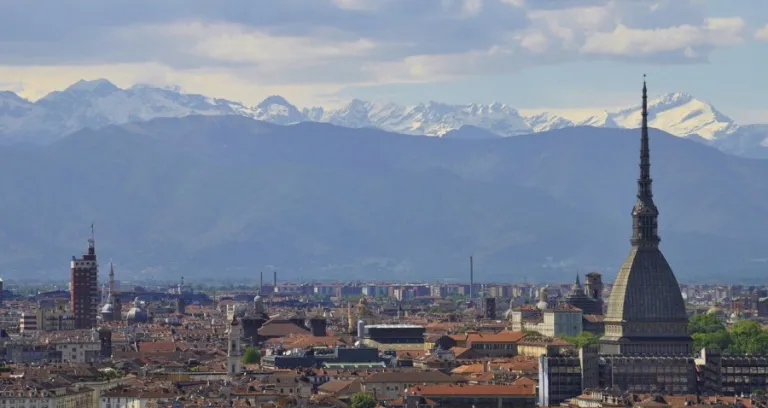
[
  {"x1": 71, "y1": 226, "x2": 99, "y2": 329},
  {"x1": 600, "y1": 78, "x2": 692, "y2": 356}
]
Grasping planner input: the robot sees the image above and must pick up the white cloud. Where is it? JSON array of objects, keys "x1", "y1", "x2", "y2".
[
  {"x1": 756, "y1": 24, "x2": 768, "y2": 41},
  {"x1": 581, "y1": 17, "x2": 745, "y2": 56},
  {"x1": 0, "y1": 0, "x2": 754, "y2": 106}
]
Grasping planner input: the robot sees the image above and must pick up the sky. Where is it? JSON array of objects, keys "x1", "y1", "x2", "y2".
[{"x1": 0, "y1": 0, "x2": 766, "y2": 123}]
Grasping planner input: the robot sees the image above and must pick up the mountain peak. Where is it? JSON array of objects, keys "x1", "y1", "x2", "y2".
[
  {"x1": 257, "y1": 95, "x2": 292, "y2": 108},
  {"x1": 65, "y1": 79, "x2": 119, "y2": 94}
]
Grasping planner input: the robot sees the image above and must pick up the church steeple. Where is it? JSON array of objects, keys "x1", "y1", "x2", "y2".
[{"x1": 630, "y1": 75, "x2": 660, "y2": 249}]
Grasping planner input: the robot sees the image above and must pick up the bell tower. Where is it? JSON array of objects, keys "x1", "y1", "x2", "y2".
[{"x1": 227, "y1": 314, "x2": 243, "y2": 376}]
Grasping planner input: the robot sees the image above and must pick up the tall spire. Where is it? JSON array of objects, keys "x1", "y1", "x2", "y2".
[{"x1": 631, "y1": 74, "x2": 660, "y2": 248}]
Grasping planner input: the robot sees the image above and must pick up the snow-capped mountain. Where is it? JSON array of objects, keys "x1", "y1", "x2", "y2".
[
  {"x1": 0, "y1": 78, "x2": 763, "y2": 156},
  {"x1": 611, "y1": 92, "x2": 738, "y2": 140}
]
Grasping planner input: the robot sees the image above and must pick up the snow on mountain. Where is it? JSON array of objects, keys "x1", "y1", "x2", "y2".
[
  {"x1": 576, "y1": 111, "x2": 620, "y2": 128},
  {"x1": 320, "y1": 100, "x2": 530, "y2": 137},
  {"x1": 0, "y1": 79, "x2": 752, "y2": 152},
  {"x1": 253, "y1": 95, "x2": 305, "y2": 125},
  {"x1": 524, "y1": 112, "x2": 573, "y2": 132},
  {"x1": 611, "y1": 92, "x2": 738, "y2": 140}
]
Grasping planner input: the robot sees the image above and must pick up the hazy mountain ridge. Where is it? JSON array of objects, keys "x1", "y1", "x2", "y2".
[
  {"x1": 1, "y1": 115, "x2": 768, "y2": 282},
  {"x1": 2, "y1": 79, "x2": 766, "y2": 156}
]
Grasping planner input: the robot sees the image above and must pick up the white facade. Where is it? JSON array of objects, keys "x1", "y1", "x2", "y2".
[
  {"x1": 510, "y1": 309, "x2": 583, "y2": 337},
  {"x1": 227, "y1": 318, "x2": 243, "y2": 377},
  {"x1": 55, "y1": 341, "x2": 101, "y2": 363}
]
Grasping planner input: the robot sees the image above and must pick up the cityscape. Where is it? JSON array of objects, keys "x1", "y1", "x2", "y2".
[{"x1": 2, "y1": 1, "x2": 768, "y2": 408}]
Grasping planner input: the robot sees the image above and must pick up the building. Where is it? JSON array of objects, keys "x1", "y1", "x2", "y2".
[
  {"x1": 407, "y1": 384, "x2": 536, "y2": 408},
  {"x1": 564, "y1": 273, "x2": 603, "y2": 316},
  {"x1": 19, "y1": 311, "x2": 37, "y2": 333},
  {"x1": 600, "y1": 79, "x2": 692, "y2": 356},
  {"x1": 227, "y1": 314, "x2": 242, "y2": 376},
  {"x1": 509, "y1": 304, "x2": 583, "y2": 337},
  {"x1": 697, "y1": 348, "x2": 768, "y2": 396},
  {"x1": 37, "y1": 300, "x2": 76, "y2": 332},
  {"x1": 100, "y1": 262, "x2": 122, "y2": 322},
  {"x1": 465, "y1": 331, "x2": 525, "y2": 358},
  {"x1": 0, "y1": 380, "x2": 96, "y2": 408},
  {"x1": 359, "y1": 324, "x2": 425, "y2": 350},
  {"x1": 70, "y1": 233, "x2": 99, "y2": 330}
]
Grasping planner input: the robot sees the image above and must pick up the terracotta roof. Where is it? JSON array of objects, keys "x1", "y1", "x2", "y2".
[
  {"x1": 466, "y1": 331, "x2": 525, "y2": 343},
  {"x1": 410, "y1": 383, "x2": 535, "y2": 396},
  {"x1": 365, "y1": 371, "x2": 454, "y2": 384}
]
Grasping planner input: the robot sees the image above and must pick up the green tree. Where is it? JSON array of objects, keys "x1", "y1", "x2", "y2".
[
  {"x1": 729, "y1": 320, "x2": 768, "y2": 354},
  {"x1": 561, "y1": 332, "x2": 600, "y2": 348},
  {"x1": 242, "y1": 347, "x2": 261, "y2": 364},
  {"x1": 692, "y1": 331, "x2": 732, "y2": 351},
  {"x1": 350, "y1": 392, "x2": 377, "y2": 408},
  {"x1": 688, "y1": 314, "x2": 726, "y2": 334}
]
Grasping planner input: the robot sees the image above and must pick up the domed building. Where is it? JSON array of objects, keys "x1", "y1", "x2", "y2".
[
  {"x1": 240, "y1": 295, "x2": 270, "y2": 346},
  {"x1": 564, "y1": 273, "x2": 603, "y2": 315},
  {"x1": 100, "y1": 302, "x2": 115, "y2": 321},
  {"x1": 126, "y1": 297, "x2": 148, "y2": 325},
  {"x1": 536, "y1": 286, "x2": 549, "y2": 310},
  {"x1": 599, "y1": 79, "x2": 692, "y2": 356}
]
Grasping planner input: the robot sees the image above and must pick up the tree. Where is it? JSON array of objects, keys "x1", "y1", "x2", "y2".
[
  {"x1": 561, "y1": 332, "x2": 600, "y2": 348},
  {"x1": 692, "y1": 331, "x2": 732, "y2": 351},
  {"x1": 688, "y1": 314, "x2": 726, "y2": 334},
  {"x1": 350, "y1": 392, "x2": 377, "y2": 408},
  {"x1": 242, "y1": 347, "x2": 261, "y2": 364},
  {"x1": 729, "y1": 320, "x2": 768, "y2": 354}
]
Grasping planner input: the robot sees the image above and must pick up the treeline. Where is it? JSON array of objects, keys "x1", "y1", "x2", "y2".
[{"x1": 689, "y1": 314, "x2": 768, "y2": 354}]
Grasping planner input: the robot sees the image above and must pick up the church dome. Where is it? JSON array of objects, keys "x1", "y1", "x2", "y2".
[
  {"x1": 126, "y1": 297, "x2": 148, "y2": 324},
  {"x1": 101, "y1": 303, "x2": 114, "y2": 314},
  {"x1": 707, "y1": 306, "x2": 722, "y2": 315}
]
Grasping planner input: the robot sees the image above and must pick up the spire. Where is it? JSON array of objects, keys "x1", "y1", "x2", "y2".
[
  {"x1": 575, "y1": 272, "x2": 581, "y2": 287},
  {"x1": 108, "y1": 260, "x2": 115, "y2": 295},
  {"x1": 631, "y1": 74, "x2": 660, "y2": 248}
]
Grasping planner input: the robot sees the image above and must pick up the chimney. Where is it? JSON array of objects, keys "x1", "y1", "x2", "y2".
[{"x1": 273, "y1": 271, "x2": 277, "y2": 288}]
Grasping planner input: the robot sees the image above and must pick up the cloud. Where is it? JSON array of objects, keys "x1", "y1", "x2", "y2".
[
  {"x1": 756, "y1": 24, "x2": 768, "y2": 41},
  {"x1": 581, "y1": 17, "x2": 746, "y2": 58},
  {"x1": 0, "y1": 0, "x2": 753, "y2": 105}
]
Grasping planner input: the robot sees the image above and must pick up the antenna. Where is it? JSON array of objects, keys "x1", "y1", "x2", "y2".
[{"x1": 469, "y1": 255, "x2": 474, "y2": 304}]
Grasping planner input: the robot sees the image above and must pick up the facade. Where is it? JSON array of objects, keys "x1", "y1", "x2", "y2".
[
  {"x1": 509, "y1": 304, "x2": 583, "y2": 337},
  {"x1": 600, "y1": 80, "x2": 692, "y2": 356},
  {"x1": 227, "y1": 314, "x2": 243, "y2": 376},
  {"x1": 564, "y1": 273, "x2": 603, "y2": 316},
  {"x1": 19, "y1": 311, "x2": 37, "y2": 333},
  {"x1": 600, "y1": 355, "x2": 697, "y2": 394},
  {"x1": 70, "y1": 236, "x2": 99, "y2": 330},
  {"x1": 0, "y1": 386, "x2": 96, "y2": 408},
  {"x1": 55, "y1": 340, "x2": 102, "y2": 363},
  {"x1": 697, "y1": 348, "x2": 768, "y2": 396}
]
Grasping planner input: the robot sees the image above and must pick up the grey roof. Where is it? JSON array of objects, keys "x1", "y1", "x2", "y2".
[{"x1": 605, "y1": 247, "x2": 687, "y2": 324}]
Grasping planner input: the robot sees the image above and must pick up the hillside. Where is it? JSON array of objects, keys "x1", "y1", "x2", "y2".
[{"x1": 1, "y1": 116, "x2": 767, "y2": 283}]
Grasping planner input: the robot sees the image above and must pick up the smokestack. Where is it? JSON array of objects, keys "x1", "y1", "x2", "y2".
[
  {"x1": 260, "y1": 272, "x2": 263, "y2": 295},
  {"x1": 273, "y1": 271, "x2": 277, "y2": 288},
  {"x1": 470, "y1": 256, "x2": 474, "y2": 302}
]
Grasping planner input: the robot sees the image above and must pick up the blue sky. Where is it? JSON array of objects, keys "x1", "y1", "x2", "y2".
[{"x1": 0, "y1": 0, "x2": 766, "y2": 122}]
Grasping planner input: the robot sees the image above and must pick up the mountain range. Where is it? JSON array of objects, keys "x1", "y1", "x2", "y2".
[
  {"x1": 1, "y1": 114, "x2": 768, "y2": 283},
  {"x1": 1, "y1": 79, "x2": 767, "y2": 157}
]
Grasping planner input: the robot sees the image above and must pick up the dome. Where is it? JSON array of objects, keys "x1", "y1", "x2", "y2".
[
  {"x1": 127, "y1": 307, "x2": 148, "y2": 323},
  {"x1": 253, "y1": 295, "x2": 262, "y2": 303},
  {"x1": 126, "y1": 297, "x2": 148, "y2": 323},
  {"x1": 101, "y1": 303, "x2": 114, "y2": 313},
  {"x1": 536, "y1": 300, "x2": 549, "y2": 310},
  {"x1": 707, "y1": 306, "x2": 722, "y2": 315},
  {"x1": 358, "y1": 297, "x2": 367, "y2": 305}
]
